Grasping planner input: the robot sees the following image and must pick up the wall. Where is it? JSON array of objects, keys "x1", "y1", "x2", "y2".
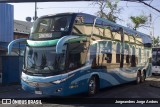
[{"x1": 0, "y1": 3, "x2": 14, "y2": 42}]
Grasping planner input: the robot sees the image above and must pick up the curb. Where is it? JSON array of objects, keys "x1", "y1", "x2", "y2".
[{"x1": 150, "y1": 82, "x2": 160, "y2": 88}]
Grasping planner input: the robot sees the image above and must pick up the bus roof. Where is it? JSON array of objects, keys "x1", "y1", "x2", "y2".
[
  {"x1": 39, "y1": 12, "x2": 77, "y2": 18},
  {"x1": 98, "y1": 17, "x2": 151, "y2": 44},
  {"x1": 38, "y1": 12, "x2": 152, "y2": 45}
]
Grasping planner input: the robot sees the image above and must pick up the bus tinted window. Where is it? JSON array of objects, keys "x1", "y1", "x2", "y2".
[
  {"x1": 72, "y1": 15, "x2": 94, "y2": 36},
  {"x1": 67, "y1": 42, "x2": 88, "y2": 71},
  {"x1": 32, "y1": 15, "x2": 72, "y2": 33},
  {"x1": 153, "y1": 51, "x2": 156, "y2": 55},
  {"x1": 107, "y1": 41, "x2": 112, "y2": 63},
  {"x1": 131, "y1": 46, "x2": 136, "y2": 67},
  {"x1": 116, "y1": 43, "x2": 121, "y2": 63},
  {"x1": 152, "y1": 50, "x2": 160, "y2": 66},
  {"x1": 25, "y1": 46, "x2": 66, "y2": 75},
  {"x1": 124, "y1": 44, "x2": 129, "y2": 63}
]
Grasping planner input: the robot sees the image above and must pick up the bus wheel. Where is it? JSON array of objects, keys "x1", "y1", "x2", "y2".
[
  {"x1": 136, "y1": 72, "x2": 141, "y2": 84},
  {"x1": 88, "y1": 76, "x2": 97, "y2": 96},
  {"x1": 141, "y1": 71, "x2": 146, "y2": 83}
]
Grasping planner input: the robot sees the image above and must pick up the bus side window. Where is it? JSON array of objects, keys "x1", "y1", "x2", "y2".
[
  {"x1": 90, "y1": 43, "x2": 97, "y2": 68},
  {"x1": 138, "y1": 48, "x2": 141, "y2": 64},
  {"x1": 75, "y1": 16, "x2": 84, "y2": 24},
  {"x1": 131, "y1": 46, "x2": 136, "y2": 67},
  {"x1": 125, "y1": 44, "x2": 129, "y2": 63},
  {"x1": 106, "y1": 41, "x2": 112, "y2": 63},
  {"x1": 116, "y1": 42, "x2": 121, "y2": 63},
  {"x1": 157, "y1": 51, "x2": 160, "y2": 66},
  {"x1": 94, "y1": 19, "x2": 104, "y2": 38}
]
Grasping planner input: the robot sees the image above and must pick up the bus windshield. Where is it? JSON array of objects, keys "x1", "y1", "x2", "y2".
[
  {"x1": 31, "y1": 15, "x2": 72, "y2": 33},
  {"x1": 24, "y1": 46, "x2": 66, "y2": 75},
  {"x1": 152, "y1": 50, "x2": 160, "y2": 66}
]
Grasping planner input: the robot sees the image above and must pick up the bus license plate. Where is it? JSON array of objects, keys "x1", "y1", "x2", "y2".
[{"x1": 35, "y1": 91, "x2": 42, "y2": 95}]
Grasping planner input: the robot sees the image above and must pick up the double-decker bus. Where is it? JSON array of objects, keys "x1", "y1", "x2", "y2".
[
  {"x1": 152, "y1": 47, "x2": 160, "y2": 75},
  {"x1": 20, "y1": 13, "x2": 152, "y2": 96}
]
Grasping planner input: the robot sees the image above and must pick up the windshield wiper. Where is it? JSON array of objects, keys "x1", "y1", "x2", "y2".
[{"x1": 26, "y1": 56, "x2": 35, "y2": 68}]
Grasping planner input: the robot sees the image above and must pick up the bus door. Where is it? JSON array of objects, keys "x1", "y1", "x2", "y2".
[{"x1": 66, "y1": 42, "x2": 88, "y2": 71}]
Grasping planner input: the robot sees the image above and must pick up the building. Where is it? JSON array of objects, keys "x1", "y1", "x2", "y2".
[
  {"x1": 0, "y1": 3, "x2": 14, "y2": 83},
  {"x1": 0, "y1": 3, "x2": 13, "y2": 52},
  {"x1": 0, "y1": 3, "x2": 32, "y2": 83},
  {"x1": 14, "y1": 20, "x2": 33, "y2": 39},
  {"x1": 0, "y1": 3, "x2": 33, "y2": 51},
  {"x1": 0, "y1": 20, "x2": 33, "y2": 53}
]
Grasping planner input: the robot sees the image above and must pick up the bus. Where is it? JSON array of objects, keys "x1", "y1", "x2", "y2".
[
  {"x1": 152, "y1": 47, "x2": 160, "y2": 75},
  {"x1": 20, "y1": 13, "x2": 152, "y2": 96}
]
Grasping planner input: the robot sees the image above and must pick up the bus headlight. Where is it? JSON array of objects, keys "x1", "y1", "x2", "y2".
[
  {"x1": 52, "y1": 80, "x2": 62, "y2": 84},
  {"x1": 52, "y1": 74, "x2": 75, "y2": 84}
]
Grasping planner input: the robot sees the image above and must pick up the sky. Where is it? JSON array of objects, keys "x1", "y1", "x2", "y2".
[{"x1": 9, "y1": 0, "x2": 160, "y2": 37}]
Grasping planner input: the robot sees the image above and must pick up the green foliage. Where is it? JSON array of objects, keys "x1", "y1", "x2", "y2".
[
  {"x1": 130, "y1": 15, "x2": 148, "y2": 30},
  {"x1": 93, "y1": 0, "x2": 122, "y2": 23},
  {"x1": 153, "y1": 36, "x2": 160, "y2": 47}
]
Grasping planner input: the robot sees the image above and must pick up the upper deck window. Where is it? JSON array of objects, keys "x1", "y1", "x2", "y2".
[
  {"x1": 75, "y1": 16, "x2": 84, "y2": 24},
  {"x1": 31, "y1": 15, "x2": 72, "y2": 33}
]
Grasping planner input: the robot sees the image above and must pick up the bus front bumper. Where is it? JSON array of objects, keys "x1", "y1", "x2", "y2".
[
  {"x1": 21, "y1": 80, "x2": 67, "y2": 96},
  {"x1": 152, "y1": 66, "x2": 160, "y2": 74}
]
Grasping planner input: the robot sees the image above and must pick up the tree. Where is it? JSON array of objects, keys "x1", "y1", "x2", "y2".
[
  {"x1": 92, "y1": 0, "x2": 123, "y2": 23},
  {"x1": 152, "y1": 36, "x2": 160, "y2": 47},
  {"x1": 129, "y1": 14, "x2": 148, "y2": 30}
]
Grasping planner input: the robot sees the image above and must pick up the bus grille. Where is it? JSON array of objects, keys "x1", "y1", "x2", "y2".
[{"x1": 26, "y1": 81, "x2": 52, "y2": 87}]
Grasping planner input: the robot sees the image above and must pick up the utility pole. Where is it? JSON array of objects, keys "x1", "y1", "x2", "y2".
[
  {"x1": 149, "y1": 14, "x2": 154, "y2": 47},
  {"x1": 149, "y1": 14, "x2": 152, "y2": 36},
  {"x1": 34, "y1": 2, "x2": 37, "y2": 21}
]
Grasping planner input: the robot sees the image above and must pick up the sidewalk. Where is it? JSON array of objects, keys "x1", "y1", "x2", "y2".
[{"x1": 146, "y1": 76, "x2": 160, "y2": 88}]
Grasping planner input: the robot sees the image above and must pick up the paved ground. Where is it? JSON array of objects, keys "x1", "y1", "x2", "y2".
[
  {"x1": 0, "y1": 85, "x2": 47, "y2": 98},
  {"x1": 0, "y1": 75, "x2": 160, "y2": 107}
]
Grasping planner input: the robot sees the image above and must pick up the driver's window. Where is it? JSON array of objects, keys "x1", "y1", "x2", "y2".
[{"x1": 53, "y1": 17, "x2": 68, "y2": 31}]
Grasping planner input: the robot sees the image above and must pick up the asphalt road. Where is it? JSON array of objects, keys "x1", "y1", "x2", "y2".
[
  {"x1": 92, "y1": 76, "x2": 160, "y2": 98},
  {"x1": 0, "y1": 75, "x2": 160, "y2": 107}
]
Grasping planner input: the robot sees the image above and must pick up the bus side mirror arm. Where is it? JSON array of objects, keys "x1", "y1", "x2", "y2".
[
  {"x1": 8, "y1": 38, "x2": 27, "y2": 55},
  {"x1": 56, "y1": 35, "x2": 79, "y2": 53}
]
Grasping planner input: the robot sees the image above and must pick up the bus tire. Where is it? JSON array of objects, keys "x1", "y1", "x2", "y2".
[
  {"x1": 88, "y1": 76, "x2": 98, "y2": 96},
  {"x1": 141, "y1": 70, "x2": 146, "y2": 83},
  {"x1": 136, "y1": 71, "x2": 141, "y2": 84}
]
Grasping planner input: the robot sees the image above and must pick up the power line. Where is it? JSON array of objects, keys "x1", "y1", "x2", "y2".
[
  {"x1": 139, "y1": 1, "x2": 160, "y2": 13},
  {"x1": 37, "y1": 5, "x2": 160, "y2": 9},
  {"x1": 143, "y1": 4, "x2": 160, "y2": 17}
]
